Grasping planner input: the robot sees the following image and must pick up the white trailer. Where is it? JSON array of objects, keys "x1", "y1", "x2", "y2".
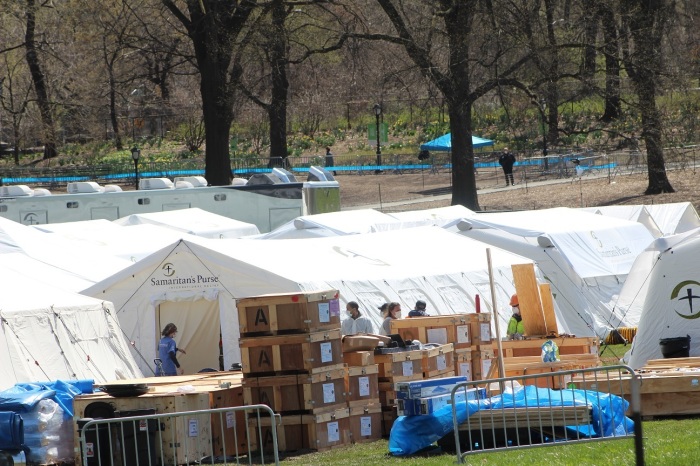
[{"x1": 0, "y1": 167, "x2": 340, "y2": 233}]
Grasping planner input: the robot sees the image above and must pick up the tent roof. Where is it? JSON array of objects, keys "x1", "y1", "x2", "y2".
[
  {"x1": 0, "y1": 265, "x2": 142, "y2": 389},
  {"x1": 420, "y1": 134, "x2": 494, "y2": 151},
  {"x1": 114, "y1": 208, "x2": 260, "y2": 238}
]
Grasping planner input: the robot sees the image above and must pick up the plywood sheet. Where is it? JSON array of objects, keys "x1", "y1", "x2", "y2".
[
  {"x1": 511, "y1": 263, "x2": 547, "y2": 336},
  {"x1": 538, "y1": 283, "x2": 559, "y2": 335}
]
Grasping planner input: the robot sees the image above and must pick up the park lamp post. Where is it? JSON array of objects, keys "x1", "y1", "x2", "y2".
[
  {"x1": 374, "y1": 103, "x2": 382, "y2": 174},
  {"x1": 131, "y1": 146, "x2": 141, "y2": 188},
  {"x1": 540, "y1": 98, "x2": 548, "y2": 170}
]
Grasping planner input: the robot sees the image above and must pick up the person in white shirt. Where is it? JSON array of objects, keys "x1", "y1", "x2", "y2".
[{"x1": 340, "y1": 301, "x2": 375, "y2": 335}]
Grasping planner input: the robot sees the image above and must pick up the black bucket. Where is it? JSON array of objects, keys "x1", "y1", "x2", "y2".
[{"x1": 659, "y1": 335, "x2": 691, "y2": 358}]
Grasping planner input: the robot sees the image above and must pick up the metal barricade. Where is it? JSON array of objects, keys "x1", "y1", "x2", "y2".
[
  {"x1": 78, "y1": 404, "x2": 280, "y2": 466},
  {"x1": 450, "y1": 365, "x2": 644, "y2": 465}
]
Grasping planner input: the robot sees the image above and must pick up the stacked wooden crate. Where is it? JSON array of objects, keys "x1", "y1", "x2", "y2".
[
  {"x1": 390, "y1": 313, "x2": 493, "y2": 382},
  {"x1": 375, "y1": 344, "x2": 424, "y2": 436},
  {"x1": 342, "y1": 350, "x2": 383, "y2": 443},
  {"x1": 238, "y1": 290, "x2": 350, "y2": 453}
]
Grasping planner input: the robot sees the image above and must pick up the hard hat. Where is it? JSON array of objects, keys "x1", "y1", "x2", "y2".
[{"x1": 509, "y1": 294, "x2": 519, "y2": 306}]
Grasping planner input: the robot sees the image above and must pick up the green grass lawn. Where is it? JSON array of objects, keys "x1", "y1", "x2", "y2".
[{"x1": 277, "y1": 416, "x2": 700, "y2": 465}]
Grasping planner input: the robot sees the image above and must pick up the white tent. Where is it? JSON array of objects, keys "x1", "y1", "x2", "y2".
[
  {"x1": 580, "y1": 202, "x2": 700, "y2": 237},
  {"x1": 253, "y1": 209, "x2": 404, "y2": 239},
  {"x1": 114, "y1": 208, "x2": 260, "y2": 238},
  {"x1": 453, "y1": 207, "x2": 655, "y2": 338},
  {"x1": 0, "y1": 267, "x2": 142, "y2": 390},
  {"x1": 619, "y1": 228, "x2": 700, "y2": 368},
  {"x1": 82, "y1": 227, "x2": 537, "y2": 375},
  {"x1": 389, "y1": 205, "x2": 476, "y2": 228}
]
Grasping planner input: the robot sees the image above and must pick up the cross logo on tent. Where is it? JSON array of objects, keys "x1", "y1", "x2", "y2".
[
  {"x1": 162, "y1": 263, "x2": 175, "y2": 277},
  {"x1": 671, "y1": 280, "x2": 700, "y2": 319}
]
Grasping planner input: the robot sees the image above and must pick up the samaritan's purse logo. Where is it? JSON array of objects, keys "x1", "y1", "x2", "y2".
[
  {"x1": 671, "y1": 280, "x2": 700, "y2": 319},
  {"x1": 162, "y1": 263, "x2": 175, "y2": 277}
]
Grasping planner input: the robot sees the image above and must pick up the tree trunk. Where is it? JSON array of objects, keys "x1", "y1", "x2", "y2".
[
  {"x1": 544, "y1": 0, "x2": 560, "y2": 146},
  {"x1": 447, "y1": 102, "x2": 478, "y2": 210},
  {"x1": 268, "y1": 0, "x2": 289, "y2": 163},
  {"x1": 24, "y1": 0, "x2": 57, "y2": 159},
  {"x1": 599, "y1": 3, "x2": 621, "y2": 121},
  {"x1": 105, "y1": 38, "x2": 122, "y2": 150}
]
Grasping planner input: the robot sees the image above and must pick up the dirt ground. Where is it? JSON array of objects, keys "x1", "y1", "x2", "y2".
[{"x1": 338, "y1": 168, "x2": 700, "y2": 213}]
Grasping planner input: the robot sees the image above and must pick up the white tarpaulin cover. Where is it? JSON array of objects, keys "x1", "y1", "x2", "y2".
[
  {"x1": 0, "y1": 267, "x2": 142, "y2": 390},
  {"x1": 580, "y1": 202, "x2": 700, "y2": 237},
  {"x1": 254, "y1": 209, "x2": 404, "y2": 239},
  {"x1": 82, "y1": 227, "x2": 537, "y2": 375},
  {"x1": 620, "y1": 228, "x2": 700, "y2": 368},
  {"x1": 114, "y1": 208, "x2": 260, "y2": 238},
  {"x1": 453, "y1": 207, "x2": 655, "y2": 337}
]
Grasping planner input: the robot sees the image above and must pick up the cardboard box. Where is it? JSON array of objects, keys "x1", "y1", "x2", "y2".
[
  {"x1": 396, "y1": 387, "x2": 486, "y2": 416},
  {"x1": 237, "y1": 290, "x2": 341, "y2": 335},
  {"x1": 343, "y1": 351, "x2": 374, "y2": 367},
  {"x1": 249, "y1": 407, "x2": 350, "y2": 452},
  {"x1": 395, "y1": 375, "x2": 469, "y2": 400},
  {"x1": 345, "y1": 365, "x2": 379, "y2": 408},
  {"x1": 243, "y1": 368, "x2": 346, "y2": 413},
  {"x1": 239, "y1": 329, "x2": 343, "y2": 375},
  {"x1": 342, "y1": 335, "x2": 382, "y2": 352}
]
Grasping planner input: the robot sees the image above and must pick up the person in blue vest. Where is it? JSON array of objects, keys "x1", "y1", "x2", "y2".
[
  {"x1": 506, "y1": 294, "x2": 524, "y2": 340},
  {"x1": 156, "y1": 323, "x2": 186, "y2": 376}
]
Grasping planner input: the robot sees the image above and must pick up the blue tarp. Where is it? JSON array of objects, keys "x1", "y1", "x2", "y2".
[
  {"x1": 0, "y1": 380, "x2": 94, "y2": 419},
  {"x1": 388, "y1": 385, "x2": 634, "y2": 456},
  {"x1": 420, "y1": 134, "x2": 495, "y2": 152}
]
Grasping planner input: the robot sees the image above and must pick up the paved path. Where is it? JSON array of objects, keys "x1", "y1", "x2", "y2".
[{"x1": 343, "y1": 171, "x2": 617, "y2": 211}]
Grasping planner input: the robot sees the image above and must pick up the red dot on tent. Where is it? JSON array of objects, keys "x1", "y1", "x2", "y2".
[{"x1": 292, "y1": 295, "x2": 299, "y2": 302}]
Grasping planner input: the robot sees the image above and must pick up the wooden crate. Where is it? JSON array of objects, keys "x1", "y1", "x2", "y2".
[
  {"x1": 207, "y1": 378, "x2": 250, "y2": 457},
  {"x1": 421, "y1": 343, "x2": 454, "y2": 378},
  {"x1": 239, "y1": 329, "x2": 343, "y2": 375},
  {"x1": 504, "y1": 361, "x2": 579, "y2": 389},
  {"x1": 73, "y1": 390, "x2": 211, "y2": 466},
  {"x1": 348, "y1": 404, "x2": 383, "y2": 443},
  {"x1": 454, "y1": 348, "x2": 473, "y2": 380},
  {"x1": 249, "y1": 407, "x2": 350, "y2": 452},
  {"x1": 237, "y1": 289, "x2": 340, "y2": 335},
  {"x1": 390, "y1": 313, "x2": 491, "y2": 349},
  {"x1": 377, "y1": 382, "x2": 397, "y2": 409},
  {"x1": 381, "y1": 408, "x2": 398, "y2": 437},
  {"x1": 496, "y1": 337, "x2": 599, "y2": 358},
  {"x1": 242, "y1": 367, "x2": 346, "y2": 413},
  {"x1": 343, "y1": 350, "x2": 374, "y2": 366},
  {"x1": 374, "y1": 348, "x2": 424, "y2": 382},
  {"x1": 345, "y1": 365, "x2": 380, "y2": 408},
  {"x1": 472, "y1": 348, "x2": 496, "y2": 381}
]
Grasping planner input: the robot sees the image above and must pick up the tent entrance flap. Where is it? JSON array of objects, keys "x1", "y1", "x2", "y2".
[{"x1": 157, "y1": 299, "x2": 221, "y2": 374}]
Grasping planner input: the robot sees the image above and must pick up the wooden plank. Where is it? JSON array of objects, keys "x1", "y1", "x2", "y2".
[
  {"x1": 460, "y1": 405, "x2": 591, "y2": 430},
  {"x1": 538, "y1": 283, "x2": 559, "y2": 335},
  {"x1": 511, "y1": 263, "x2": 548, "y2": 336}
]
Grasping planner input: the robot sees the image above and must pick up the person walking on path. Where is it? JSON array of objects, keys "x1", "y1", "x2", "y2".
[
  {"x1": 341, "y1": 301, "x2": 375, "y2": 335},
  {"x1": 156, "y1": 323, "x2": 186, "y2": 376},
  {"x1": 498, "y1": 147, "x2": 516, "y2": 186}
]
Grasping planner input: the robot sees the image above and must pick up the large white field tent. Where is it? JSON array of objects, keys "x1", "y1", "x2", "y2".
[
  {"x1": 580, "y1": 202, "x2": 700, "y2": 237},
  {"x1": 619, "y1": 228, "x2": 700, "y2": 369},
  {"x1": 451, "y1": 207, "x2": 655, "y2": 338},
  {"x1": 114, "y1": 207, "x2": 260, "y2": 238},
  {"x1": 389, "y1": 205, "x2": 476, "y2": 228},
  {"x1": 0, "y1": 267, "x2": 142, "y2": 390},
  {"x1": 82, "y1": 227, "x2": 540, "y2": 376}
]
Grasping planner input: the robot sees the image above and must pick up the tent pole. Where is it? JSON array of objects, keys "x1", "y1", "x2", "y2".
[{"x1": 486, "y1": 248, "x2": 506, "y2": 384}]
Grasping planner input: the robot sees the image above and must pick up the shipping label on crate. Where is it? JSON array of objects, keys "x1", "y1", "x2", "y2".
[
  {"x1": 329, "y1": 299, "x2": 340, "y2": 317},
  {"x1": 456, "y1": 325, "x2": 470, "y2": 344},
  {"x1": 327, "y1": 421, "x2": 340, "y2": 442},
  {"x1": 458, "y1": 363, "x2": 472, "y2": 380},
  {"x1": 358, "y1": 376, "x2": 370, "y2": 397},
  {"x1": 480, "y1": 323, "x2": 491, "y2": 341},
  {"x1": 321, "y1": 342, "x2": 333, "y2": 363},
  {"x1": 402, "y1": 361, "x2": 414, "y2": 376},
  {"x1": 323, "y1": 383, "x2": 336, "y2": 404},
  {"x1": 437, "y1": 354, "x2": 447, "y2": 371},
  {"x1": 427, "y1": 328, "x2": 448, "y2": 345},
  {"x1": 319, "y1": 302, "x2": 330, "y2": 323},
  {"x1": 361, "y1": 416, "x2": 372, "y2": 436}
]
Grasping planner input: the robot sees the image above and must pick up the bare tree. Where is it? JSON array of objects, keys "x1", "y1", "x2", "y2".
[{"x1": 620, "y1": 0, "x2": 674, "y2": 194}]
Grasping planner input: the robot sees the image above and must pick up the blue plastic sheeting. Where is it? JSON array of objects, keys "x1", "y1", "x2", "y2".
[
  {"x1": 0, "y1": 412, "x2": 24, "y2": 450},
  {"x1": 0, "y1": 380, "x2": 94, "y2": 419},
  {"x1": 388, "y1": 385, "x2": 634, "y2": 456},
  {"x1": 420, "y1": 134, "x2": 495, "y2": 152}
]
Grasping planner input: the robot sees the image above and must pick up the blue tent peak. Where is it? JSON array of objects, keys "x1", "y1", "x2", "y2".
[{"x1": 420, "y1": 134, "x2": 494, "y2": 152}]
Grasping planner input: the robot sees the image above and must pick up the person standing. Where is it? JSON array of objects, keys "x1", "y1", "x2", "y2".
[
  {"x1": 380, "y1": 302, "x2": 402, "y2": 335},
  {"x1": 498, "y1": 147, "x2": 516, "y2": 186},
  {"x1": 325, "y1": 146, "x2": 337, "y2": 176},
  {"x1": 506, "y1": 294, "x2": 524, "y2": 340},
  {"x1": 341, "y1": 301, "x2": 375, "y2": 335},
  {"x1": 156, "y1": 323, "x2": 186, "y2": 376}
]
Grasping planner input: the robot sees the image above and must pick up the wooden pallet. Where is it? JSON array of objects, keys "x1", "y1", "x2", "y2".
[{"x1": 459, "y1": 405, "x2": 592, "y2": 430}]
